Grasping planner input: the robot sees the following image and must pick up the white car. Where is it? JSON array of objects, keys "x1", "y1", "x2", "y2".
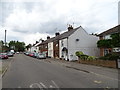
[
  {"x1": 37, "y1": 53, "x2": 46, "y2": 59},
  {"x1": 16, "y1": 52, "x2": 19, "y2": 54}
]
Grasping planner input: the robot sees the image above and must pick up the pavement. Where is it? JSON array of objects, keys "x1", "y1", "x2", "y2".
[
  {"x1": 45, "y1": 58, "x2": 119, "y2": 80},
  {"x1": 2, "y1": 54, "x2": 119, "y2": 88},
  {"x1": 1, "y1": 57, "x2": 13, "y2": 76},
  {"x1": 0, "y1": 56, "x2": 13, "y2": 90}
]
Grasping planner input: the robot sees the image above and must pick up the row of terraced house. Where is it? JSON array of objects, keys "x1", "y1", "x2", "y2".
[{"x1": 27, "y1": 25, "x2": 120, "y2": 61}]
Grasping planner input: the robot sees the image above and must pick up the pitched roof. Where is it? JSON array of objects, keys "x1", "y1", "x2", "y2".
[
  {"x1": 37, "y1": 26, "x2": 81, "y2": 46},
  {"x1": 98, "y1": 25, "x2": 120, "y2": 36}
]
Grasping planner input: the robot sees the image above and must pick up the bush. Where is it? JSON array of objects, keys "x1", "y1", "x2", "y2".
[
  {"x1": 80, "y1": 55, "x2": 89, "y2": 60},
  {"x1": 75, "y1": 51, "x2": 84, "y2": 57},
  {"x1": 99, "y1": 53, "x2": 120, "y2": 60},
  {"x1": 87, "y1": 56, "x2": 96, "y2": 60}
]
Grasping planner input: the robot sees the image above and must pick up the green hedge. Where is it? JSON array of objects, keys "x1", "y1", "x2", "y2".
[{"x1": 99, "y1": 53, "x2": 120, "y2": 60}]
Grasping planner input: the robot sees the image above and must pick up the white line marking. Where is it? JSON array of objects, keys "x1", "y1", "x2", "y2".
[
  {"x1": 30, "y1": 83, "x2": 42, "y2": 88},
  {"x1": 51, "y1": 80, "x2": 59, "y2": 88},
  {"x1": 18, "y1": 86, "x2": 21, "y2": 88},
  {"x1": 94, "y1": 80, "x2": 102, "y2": 84},
  {"x1": 39, "y1": 82, "x2": 47, "y2": 88},
  {"x1": 49, "y1": 85, "x2": 54, "y2": 88}
]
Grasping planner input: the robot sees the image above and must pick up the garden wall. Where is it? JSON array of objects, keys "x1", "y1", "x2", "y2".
[{"x1": 78, "y1": 59, "x2": 117, "y2": 68}]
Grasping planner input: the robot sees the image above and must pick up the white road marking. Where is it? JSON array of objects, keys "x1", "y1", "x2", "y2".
[
  {"x1": 51, "y1": 80, "x2": 59, "y2": 88},
  {"x1": 39, "y1": 82, "x2": 47, "y2": 88},
  {"x1": 30, "y1": 83, "x2": 42, "y2": 88},
  {"x1": 49, "y1": 85, "x2": 54, "y2": 88},
  {"x1": 94, "y1": 80, "x2": 102, "y2": 84},
  {"x1": 18, "y1": 86, "x2": 21, "y2": 88}
]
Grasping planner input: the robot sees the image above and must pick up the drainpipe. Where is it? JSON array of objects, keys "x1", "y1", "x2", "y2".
[{"x1": 67, "y1": 37, "x2": 69, "y2": 61}]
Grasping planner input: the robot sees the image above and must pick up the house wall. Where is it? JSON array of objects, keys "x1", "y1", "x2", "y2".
[
  {"x1": 68, "y1": 27, "x2": 99, "y2": 61},
  {"x1": 39, "y1": 44, "x2": 48, "y2": 56},
  {"x1": 59, "y1": 38, "x2": 68, "y2": 60},
  {"x1": 48, "y1": 42, "x2": 54, "y2": 57},
  {"x1": 99, "y1": 34, "x2": 113, "y2": 56},
  {"x1": 53, "y1": 40, "x2": 59, "y2": 58},
  {"x1": 31, "y1": 46, "x2": 37, "y2": 53}
]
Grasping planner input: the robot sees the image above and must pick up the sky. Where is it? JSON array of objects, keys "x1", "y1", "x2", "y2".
[{"x1": 0, "y1": 0, "x2": 119, "y2": 45}]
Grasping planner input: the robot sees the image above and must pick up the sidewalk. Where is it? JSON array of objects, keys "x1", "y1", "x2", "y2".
[
  {"x1": 0, "y1": 57, "x2": 13, "y2": 77},
  {"x1": 45, "y1": 58, "x2": 119, "y2": 81}
]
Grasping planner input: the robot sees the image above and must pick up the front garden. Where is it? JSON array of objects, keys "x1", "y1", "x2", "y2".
[{"x1": 75, "y1": 51, "x2": 119, "y2": 68}]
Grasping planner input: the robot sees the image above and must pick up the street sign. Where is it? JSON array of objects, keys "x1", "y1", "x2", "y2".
[{"x1": 117, "y1": 59, "x2": 120, "y2": 69}]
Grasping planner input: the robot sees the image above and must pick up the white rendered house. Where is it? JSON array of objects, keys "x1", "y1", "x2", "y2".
[{"x1": 59, "y1": 26, "x2": 99, "y2": 61}]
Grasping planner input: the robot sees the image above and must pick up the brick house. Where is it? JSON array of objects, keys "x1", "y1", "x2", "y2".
[
  {"x1": 98, "y1": 25, "x2": 120, "y2": 56},
  {"x1": 38, "y1": 40, "x2": 49, "y2": 57}
]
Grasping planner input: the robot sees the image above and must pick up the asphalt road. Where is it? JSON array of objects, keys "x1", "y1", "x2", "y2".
[{"x1": 2, "y1": 54, "x2": 118, "y2": 88}]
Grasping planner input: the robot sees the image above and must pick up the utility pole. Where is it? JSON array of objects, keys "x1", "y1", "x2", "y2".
[{"x1": 5, "y1": 30, "x2": 7, "y2": 46}]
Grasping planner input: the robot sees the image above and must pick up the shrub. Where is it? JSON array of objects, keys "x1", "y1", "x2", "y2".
[
  {"x1": 87, "y1": 56, "x2": 96, "y2": 60},
  {"x1": 80, "y1": 54, "x2": 89, "y2": 60},
  {"x1": 75, "y1": 51, "x2": 84, "y2": 57},
  {"x1": 99, "y1": 53, "x2": 120, "y2": 60}
]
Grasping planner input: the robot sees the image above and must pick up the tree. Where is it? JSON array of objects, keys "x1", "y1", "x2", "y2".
[
  {"x1": 110, "y1": 33, "x2": 120, "y2": 47},
  {"x1": 97, "y1": 39, "x2": 112, "y2": 48},
  {"x1": 8, "y1": 40, "x2": 25, "y2": 52},
  {"x1": 97, "y1": 33, "x2": 120, "y2": 48}
]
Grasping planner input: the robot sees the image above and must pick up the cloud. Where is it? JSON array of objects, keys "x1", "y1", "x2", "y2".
[{"x1": 0, "y1": 0, "x2": 119, "y2": 45}]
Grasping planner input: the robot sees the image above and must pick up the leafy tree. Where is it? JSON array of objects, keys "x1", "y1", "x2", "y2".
[
  {"x1": 97, "y1": 39, "x2": 112, "y2": 48},
  {"x1": 110, "y1": 33, "x2": 120, "y2": 47},
  {"x1": 8, "y1": 40, "x2": 25, "y2": 52},
  {"x1": 97, "y1": 33, "x2": 120, "y2": 48}
]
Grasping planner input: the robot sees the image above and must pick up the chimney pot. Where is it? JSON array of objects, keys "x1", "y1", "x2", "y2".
[
  {"x1": 42, "y1": 40, "x2": 44, "y2": 42},
  {"x1": 47, "y1": 36, "x2": 50, "y2": 39},
  {"x1": 68, "y1": 25, "x2": 73, "y2": 31},
  {"x1": 55, "y1": 32, "x2": 60, "y2": 36}
]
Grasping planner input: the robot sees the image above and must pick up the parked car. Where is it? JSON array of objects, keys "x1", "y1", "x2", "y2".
[
  {"x1": 7, "y1": 52, "x2": 14, "y2": 57},
  {"x1": 24, "y1": 52, "x2": 29, "y2": 56},
  {"x1": 16, "y1": 52, "x2": 20, "y2": 54},
  {"x1": 29, "y1": 53, "x2": 34, "y2": 57},
  {"x1": 0, "y1": 53, "x2": 8, "y2": 59},
  {"x1": 33, "y1": 52, "x2": 38, "y2": 58},
  {"x1": 36, "y1": 53, "x2": 46, "y2": 59}
]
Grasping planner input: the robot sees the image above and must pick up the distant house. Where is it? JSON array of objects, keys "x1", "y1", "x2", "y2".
[
  {"x1": 38, "y1": 25, "x2": 99, "y2": 61},
  {"x1": 98, "y1": 25, "x2": 120, "y2": 56}
]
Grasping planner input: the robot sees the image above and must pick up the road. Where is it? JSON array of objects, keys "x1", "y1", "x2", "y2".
[{"x1": 2, "y1": 54, "x2": 118, "y2": 88}]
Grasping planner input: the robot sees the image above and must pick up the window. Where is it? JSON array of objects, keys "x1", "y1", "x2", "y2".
[
  {"x1": 104, "y1": 49, "x2": 109, "y2": 55},
  {"x1": 49, "y1": 43, "x2": 51, "y2": 48},
  {"x1": 56, "y1": 44, "x2": 58, "y2": 47},
  {"x1": 61, "y1": 40, "x2": 63, "y2": 47},
  {"x1": 45, "y1": 46, "x2": 47, "y2": 49},
  {"x1": 76, "y1": 39, "x2": 79, "y2": 41},
  {"x1": 104, "y1": 35, "x2": 111, "y2": 39}
]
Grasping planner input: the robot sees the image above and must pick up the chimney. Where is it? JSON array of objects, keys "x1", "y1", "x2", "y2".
[
  {"x1": 55, "y1": 32, "x2": 60, "y2": 36},
  {"x1": 47, "y1": 36, "x2": 50, "y2": 40},
  {"x1": 42, "y1": 40, "x2": 44, "y2": 42},
  {"x1": 68, "y1": 25, "x2": 73, "y2": 31}
]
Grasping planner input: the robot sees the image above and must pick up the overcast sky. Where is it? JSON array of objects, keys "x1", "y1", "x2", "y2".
[{"x1": 0, "y1": 0, "x2": 119, "y2": 45}]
